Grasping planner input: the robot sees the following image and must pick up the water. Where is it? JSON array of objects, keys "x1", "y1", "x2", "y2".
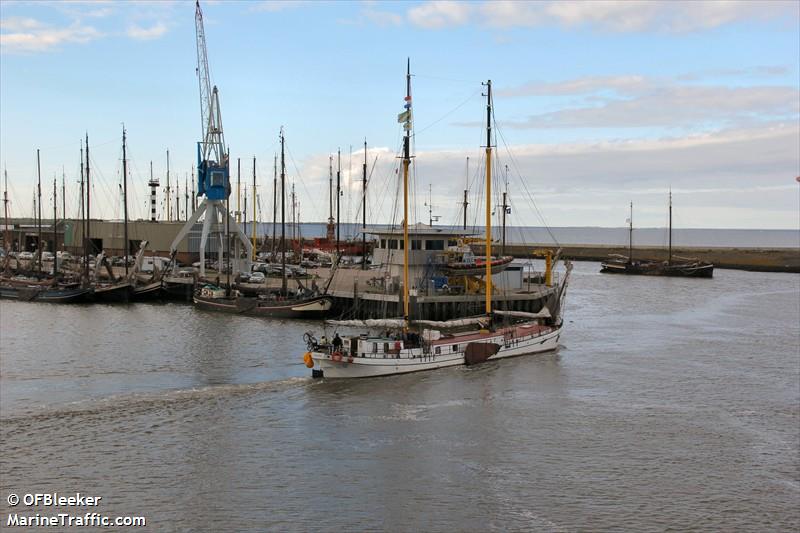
[
  {"x1": 260, "y1": 222, "x2": 800, "y2": 248},
  {"x1": 1, "y1": 264, "x2": 798, "y2": 531}
]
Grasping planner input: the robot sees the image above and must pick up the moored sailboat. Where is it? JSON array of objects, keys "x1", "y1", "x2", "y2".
[{"x1": 600, "y1": 194, "x2": 713, "y2": 278}]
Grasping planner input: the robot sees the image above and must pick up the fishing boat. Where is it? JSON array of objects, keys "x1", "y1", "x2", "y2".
[
  {"x1": 194, "y1": 286, "x2": 332, "y2": 318},
  {"x1": 303, "y1": 65, "x2": 571, "y2": 378},
  {"x1": 0, "y1": 283, "x2": 91, "y2": 303},
  {"x1": 600, "y1": 195, "x2": 713, "y2": 278}
]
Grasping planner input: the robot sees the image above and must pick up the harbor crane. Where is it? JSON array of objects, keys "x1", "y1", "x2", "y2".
[{"x1": 170, "y1": 0, "x2": 252, "y2": 277}]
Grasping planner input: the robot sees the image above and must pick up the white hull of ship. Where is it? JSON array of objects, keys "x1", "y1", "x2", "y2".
[{"x1": 312, "y1": 325, "x2": 561, "y2": 378}]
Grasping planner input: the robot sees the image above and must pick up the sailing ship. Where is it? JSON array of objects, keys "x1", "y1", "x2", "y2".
[
  {"x1": 80, "y1": 133, "x2": 132, "y2": 302},
  {"x1": 193, "y1": 128, "x2": 333, "y2": 318},
  {"x1": 600, "y1": 195, "x2": 714, "y2": 278},
  {"x1": 0, "y1": 153, "x2": 91, "y2": 303},
  {"x1": 302, "y1": 64, "x2": 571, "y2": 378}
]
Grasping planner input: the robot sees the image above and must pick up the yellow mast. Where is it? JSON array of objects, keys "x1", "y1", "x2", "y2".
[
  {"x1": 251, "y1": 156, "x2": 257, "y2": 260},
  {"x1": 402, "y1": 59, "x2": 412, "y2": 323},
  {"x1": 484, "y1": 80, "x2": 493, "y2": 315}
]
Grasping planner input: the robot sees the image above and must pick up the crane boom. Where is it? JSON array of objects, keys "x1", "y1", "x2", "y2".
[{"x1": 194, "y1": 0, "x2": 228, "y2": 201}]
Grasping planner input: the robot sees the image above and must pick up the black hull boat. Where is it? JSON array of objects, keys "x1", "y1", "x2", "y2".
[
  {"x1": 193, "y1": 287, "x2": 333, "y2": 319},
  {"x1": 131, "y1": 280, "x2": 163, "y2": 301},
  {"x1": 0, "y1": 284, "x2": 92, "y2": 303},
  {"x1": 92, "y1": 281, "x2": 133, "y2": 303},
  {"x1": 600, "y1": 259, "x2": 713, "y2": 278},
  {"x1": 161, "y1": 277, "x2": 195, "y2": 301}
]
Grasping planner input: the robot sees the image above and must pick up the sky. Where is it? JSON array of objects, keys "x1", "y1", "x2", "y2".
[{"x1": 1, "y1": 0, "x2": 798, "y2": 230}]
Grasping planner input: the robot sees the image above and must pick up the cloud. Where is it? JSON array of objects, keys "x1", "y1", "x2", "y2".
[
  {"x1": 250, "y1": 1, "x2": 312, "y2": 13},
  {"x1": 498, "y1": 75, "x2": 652, "y2": 97},
  {"x1": 0, "y1": 19, "x2": 103, "y2": 53},
  {"x1": 0, "y1": 17, "x2": 45, "y2": 32},
  {"x1": 408, "y1": 0, "x2": 471, "y2": 29},
  {"x1": 489, "y1": 75, "x2": 799, "y2": 130},
  {"x1": 405, "y1": 0, "x2": 798, "y2": 32},
  {"x1": 401, "y1": 123, "x2": 800, "y2": 227},
  {"x1": 126, "y1": 22, "x2": 167, "y2": 40},
  {"x1": 362, "y1": 6, "x2": 403, "y2": 27}
]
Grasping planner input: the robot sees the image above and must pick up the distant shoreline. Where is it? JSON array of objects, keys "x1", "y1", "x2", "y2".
[{"x1": 496, "y1": 244, "x2": 800, "y2": 273}]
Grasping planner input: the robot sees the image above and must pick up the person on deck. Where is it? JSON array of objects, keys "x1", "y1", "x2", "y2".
[{"x1": 332, "y1": 333, "x2": 343, "y2": 352}]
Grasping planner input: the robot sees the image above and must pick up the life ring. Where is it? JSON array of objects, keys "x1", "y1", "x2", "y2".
[{"x1": 331, "y1": 351, "x2": 343, "y2": 362}]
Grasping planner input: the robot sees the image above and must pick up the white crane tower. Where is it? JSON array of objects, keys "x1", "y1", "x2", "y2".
[{"x1": 170, "y1": 0, "x2": 252, "y2": 276}]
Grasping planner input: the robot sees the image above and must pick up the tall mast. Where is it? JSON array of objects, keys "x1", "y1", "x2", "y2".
[
  {"x1": 668, "y1": 189, "x2": 673, "y2": 264},
  {"x1": 483, "y1": 80, "x2": 493, "y2": 315},
  {"x1": 237, "y1": 158, "x2": 241, "y2": 223},
  {"x1": 628, "y1": 201, "x2": 633, "y2": 263},
  {"x1": 272, "y1": 154, "x2": 277, "y2": 256},
  {"x1": 184, "y1": 176, "x2": 189, "y2": 223},
  {"x1": 336, "y1": 149, "x2": 341, "y2": 255},
  {"x1": 61, "y1": 169, "x2": 66, "y2": 226},
  {"x1": 501, "y1": 164, "x2": 508, "y2": 257},
  {"x1": 329, "y1": 156, "x2": 333, "y2": 231},
  {"x1": 86, "y1": 134, "x2": 91, "y2": 263},
  {"x1": 36, "y1": 149, "x2": 42, "y2": 274},
  {"x1": 80, "y1": 142, "x2": 87, "y2": 284},
  {"x1": 175, "y1": 181, "x2": 180, "y2": 222},
  {"x1": 291, "y1": 182, "x2": 296, "y2": 247},
  {"x1": 122, "y1": 126, "x2": 129, "y2": 277},
  {"x1": 280, "y1": 128, "x2": 287, "y2": 295},
  {"x1": 165, "y1": 149, "x2": 171, "y2": 221},
  {"x1": 252, "y1": 156, "x2": 257, "y2": 260},
  {"x1": 362, "y1": 139, "x2": 367, "y2": 270},
  {"x1": 53, "y1": 176, "x2": 58, "y2": 278},
  {"x1": 225, "y1": 160, "x2": 231, "y2": 294},
  {"x1": 463, "y1": 157, "x2": 469, "y2": 230},
  {"x1": 401, "y1": 59, "x2": 412, "y2": 322},
  {"x1": 3, "y1": 169, "x2": 9, "y2": 263}
]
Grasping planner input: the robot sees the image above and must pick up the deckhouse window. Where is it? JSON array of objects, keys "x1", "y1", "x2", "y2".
[
  {"x1": 380, "y1": 239, "x2": 386, "y2": 249},
  {"x1": 388, "y1": 239, "x2": 398, "y2": 249},
  {"x1": 425, "y1": 240, "x2": 444, "y2": 250},
  {"x1": 411, "y1": 240, "x2": 422, "y2": 250}
]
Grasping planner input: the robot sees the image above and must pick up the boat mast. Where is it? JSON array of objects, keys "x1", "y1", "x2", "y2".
[
  {"x1": 402, "y1": 59, "x2": 412, "y2": 322},
  {"x1": 165, "y1": 149, "x2": 171, "y2": 222},
  {"x1": 280, "y1": 128, "x2": 287, "y2": 295},
  {"x1": 628, "y1": 201, "x2": 633, "y2": 263},
  {"x1": 80, "y1": 142, "x2": 88, "y2": 284},
  {"x1": 501, "y1": 164, "x2": 509, "y2": 257},
  {"x1": 272, "y1": 154, "x2": 277, "y2": 256},
  {"x1": 225, "y1": 159, "x2": 231, "y2": 294},
  {"x1": 362, "y1": 138, "x2": 367, "y2": 270},
  {"x1": 86, "y1": 134, "x2": 91, "y2": 274},
  {"x1": 122, "y1": 126, "x2": 129, "y2": 278},
  {"x1": 483, "y1": 80, "x2": 493, "y2": 315},
  {"x1": 184, "y1": 176, "x2": 189, "y2": 224},
  {"x1": 668, "y1": 189, "x2": 672, "y2": 265},
  {"x1": 53, "y1": 176, "x2": 58, "y2": 278},
  {"x1": 61, "y1": 169, "x2": 66, "y2": 228},
  {"x1": 252, "y1": 156, "x2": 257, "y2": 260},
  {"x1": 3, "y1": 169, "x2": 9, "y2": 265},
  {"x1": 336, "y1": 149, "x2": 341, "y2": 256},
  {"x1": 463, "y1": 157, "x2": 469, "y2": 230},
  {"x1": 36, "y1": 149, "x2": 42, "y2": 274}
]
